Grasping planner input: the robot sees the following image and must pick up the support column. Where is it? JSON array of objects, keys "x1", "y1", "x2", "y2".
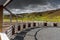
[
  {"x1": 0, "y1": 5, "x2": 3, "y2": 40},
  {"x1": 0, "y1": 5, "x2": 3, "y2": 32}
]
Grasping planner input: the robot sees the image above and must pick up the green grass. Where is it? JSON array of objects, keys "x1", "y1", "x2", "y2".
[
  {"x1": 3, "y1": 9, "x2": 60, "y2": 22},
  {"x1": 3, "y1": 16, "x2": 60, "y2": 22}
]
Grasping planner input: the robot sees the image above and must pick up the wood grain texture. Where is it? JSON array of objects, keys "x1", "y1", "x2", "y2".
[{"x1": 0, "y1": 5, "x2": 3, "y2": 32}]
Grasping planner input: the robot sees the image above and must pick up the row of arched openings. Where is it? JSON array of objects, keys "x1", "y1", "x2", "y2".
[
  {"x1": 44, "y1": 23, "x2": 57, "y2": 27},
  {"x1": 7, "y1": 23, "x2": 57, "y2": 35}
]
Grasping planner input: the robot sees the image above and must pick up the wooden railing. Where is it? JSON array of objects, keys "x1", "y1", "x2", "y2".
[{"x1": 5, "y1": 26, "x2": 12, "y2": 39}]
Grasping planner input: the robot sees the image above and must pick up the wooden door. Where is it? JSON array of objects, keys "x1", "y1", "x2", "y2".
[
  {"x1": 23, "y1": 24, "x2": 26, "y2": 29},
  {"x1": 28, "y1": 23, "x2": 31, "y2": 27},
  {"x1": 54, "y1": 23, "x2": 57, "y2": 27},
  {"x1": 44, "y1": 23, "x2": 47, "y2": 26},
  {"x1": 33, "y1": 23, "x2": 36, "y2": 27},
  {"x1": 18, "y1": 25, "x2": 20, "y2": 31}
]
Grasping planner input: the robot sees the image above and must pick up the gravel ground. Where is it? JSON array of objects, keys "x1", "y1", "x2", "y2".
[
  {"x1": 13, "y1": 27, "x2": 60, "y2": 40},
  {"x1": 36, "y1": 27, "x2": 60, "y2": 40},
  {"x1": 24, "y1": 28, "x2": 41, "y2": 40}
]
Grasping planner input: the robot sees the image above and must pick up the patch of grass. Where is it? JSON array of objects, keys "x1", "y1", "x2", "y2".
[
  {"x1": 3, "y1": 16, "x2": 60, "y2": 22},
  {"x1": 3, "y1": 9, "x2": 60, "y2": 22}
]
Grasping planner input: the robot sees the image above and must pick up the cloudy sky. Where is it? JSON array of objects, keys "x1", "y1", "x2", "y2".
[{"x1": 1, "y1": 0, "x2": 60, "y2": 14}]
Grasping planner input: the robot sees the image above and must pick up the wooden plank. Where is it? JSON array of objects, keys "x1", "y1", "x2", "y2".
[{"x1": 0, "y1": 5, "x2": 3, "y2": 32}]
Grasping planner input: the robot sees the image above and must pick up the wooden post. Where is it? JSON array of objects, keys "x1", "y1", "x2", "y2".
[
  {"x1": 0, "y1": 5, "x2": 3, "y2": 32},
  {"x1": 0, "y1": 5, "x2": 3, "y2": 40},
  {"x1": 10, "y1": 13, "x2": 12, "y2": 25},
  {"x1": 15, "y1": 15, "x2": 18, "y2": 26}
]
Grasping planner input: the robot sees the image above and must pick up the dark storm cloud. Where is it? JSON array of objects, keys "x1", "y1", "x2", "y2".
[
  {"x1": 1, "y1": 0, "x2": 60, "y2": 8},
  {"x1": 5, "y1": 0, "x2": 60, "y2": 9},
  {"x1": 3, "y1": 0, "x2": 60, "y2": 14},
  {"x1": 0, "y1": 0, "x2": 6, "y2": 5},
  {"x1": 6, "y1": 0, "x2": 48, "y2": 9}
]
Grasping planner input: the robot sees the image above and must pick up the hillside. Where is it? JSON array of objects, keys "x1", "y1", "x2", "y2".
[{"x1": 3, "y1": 9, "x2": 60, "y2": 22}]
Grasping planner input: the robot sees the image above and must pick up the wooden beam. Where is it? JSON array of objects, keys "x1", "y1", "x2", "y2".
[
  {"x1": 3, "y1": 0, "x2": 13, "y2": 7},
  {"x1": 0, "y1": 5, "x2": 3, "y2": 32},
  {"x1": 4, "y1": 8, "x2": 13, "y2": 25}
]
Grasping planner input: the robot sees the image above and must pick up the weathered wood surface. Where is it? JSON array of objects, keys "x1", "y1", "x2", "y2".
[{"x1": 0, "y1": 5, "x2": 3, "y2": 32}]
